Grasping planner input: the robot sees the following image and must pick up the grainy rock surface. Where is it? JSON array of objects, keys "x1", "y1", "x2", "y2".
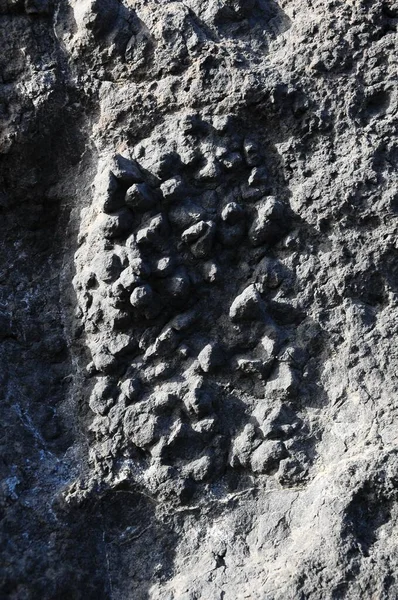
[{"x1": 0, "y1": 0, "x2": 398, "y2": 598}]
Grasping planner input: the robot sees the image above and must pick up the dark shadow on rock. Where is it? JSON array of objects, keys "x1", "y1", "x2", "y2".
[
  {"x1": 0, "y1": 7, "x2": 108, "y2": 600},
  {"x1": 207, "y1": 0, "x2": 292, "y2": 42},
  {"x1": 93, "y1": 488, "x2": 178, "y2": 600},
  {"x1": 342, "y1": 481, "x2": 393, "y2": 558}
]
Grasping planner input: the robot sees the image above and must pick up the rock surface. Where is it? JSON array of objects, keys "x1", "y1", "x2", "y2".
[{"x1": 0, "y1": 0, "x2": 398, "y2": 598}]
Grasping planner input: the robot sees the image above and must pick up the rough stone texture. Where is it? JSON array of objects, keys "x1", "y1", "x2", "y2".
[{"x1": 0, "y1": 0, "x2": 397, "y2": 598}]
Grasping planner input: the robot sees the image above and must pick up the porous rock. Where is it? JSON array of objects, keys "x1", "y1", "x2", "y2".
[{"x1": 3, "y1": 1, "x2": 398, "y2": 598}]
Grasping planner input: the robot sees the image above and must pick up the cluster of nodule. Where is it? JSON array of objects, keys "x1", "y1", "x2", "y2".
[{"x1": 74, "y1": 114, "x2": 311, "y2": 502}]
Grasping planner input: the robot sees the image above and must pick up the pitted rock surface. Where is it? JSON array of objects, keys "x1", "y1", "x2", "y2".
[{"x1": 1, "y1": 0, "x2": 398, "y2": 599}]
